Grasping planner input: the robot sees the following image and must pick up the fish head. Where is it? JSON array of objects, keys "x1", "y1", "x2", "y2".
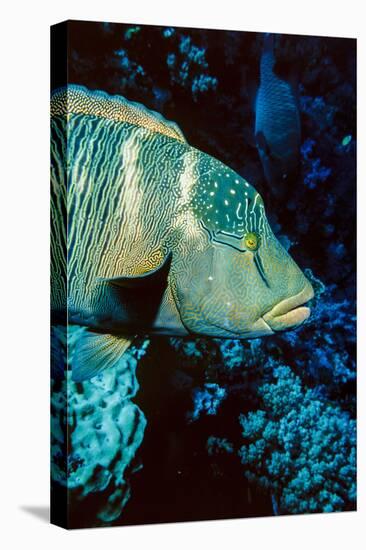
[{"x1": 169, "y1": 154, "x2": 314, "y2": 338}]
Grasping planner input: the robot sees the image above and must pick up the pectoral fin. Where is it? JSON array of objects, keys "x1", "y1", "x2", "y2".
[
  {"x1": 97, "y1": 252, "x2": 172, "y2": 289},
  {"x1": 72, "y1": 329, "x2": 135, "y2": 382}
]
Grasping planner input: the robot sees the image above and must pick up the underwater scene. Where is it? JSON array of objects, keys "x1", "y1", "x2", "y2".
[{"x1": 50, "y1": 21, "x2": 356, "y2": 528}]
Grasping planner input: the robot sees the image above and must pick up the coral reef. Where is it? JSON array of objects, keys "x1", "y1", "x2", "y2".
[
  {"x1": 189, "y1": 383, "x2": 227, "y2": 421},
  {"x1": 165, "y1": 33, "x2": 218, "y2": 99},
  {"x1": 51, "y1": 329, "x2": 149, "y2": 525},
  {"x1": 239, "y1": 363, "x2": 356, "y2": 514}
]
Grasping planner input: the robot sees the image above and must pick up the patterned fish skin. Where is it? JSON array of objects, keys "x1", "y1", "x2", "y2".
[
  {"x1": 51, "y1": 85, "x2": 312, "y2": 340},
  {"x1": 169, "y1": 154, "x2": 312, "y2": 337},
  {"x1": 255, "y1": 34, "x2": 301, "y2": 188}
]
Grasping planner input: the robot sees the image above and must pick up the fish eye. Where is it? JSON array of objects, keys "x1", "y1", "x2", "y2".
[{"x1": 244, "y1": 232, "x2": 261, "y2": 251}]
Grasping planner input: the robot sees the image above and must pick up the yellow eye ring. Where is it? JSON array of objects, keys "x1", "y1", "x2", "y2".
[{"x1": 244, "y1": 232, "x2": 261, "y2": 251}]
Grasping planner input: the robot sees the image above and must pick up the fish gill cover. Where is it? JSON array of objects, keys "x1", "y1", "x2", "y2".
[{"x1": 51, "y1": 21, "x2": 356, "y2": 527}]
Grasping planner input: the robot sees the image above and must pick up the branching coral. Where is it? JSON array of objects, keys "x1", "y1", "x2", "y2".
[
  {"x1": 114, "y1": 49, "x2": 146, "y2": 89},
  {"x1": 189, "y1": 383, "x2": 227, "y2": 422},
  {"x1": 165, "y1": 33, "x2": 218, "y2": 100},
  {"x1": 207, "y1": 436, "x2": 234, "y2": 456},
  {"x1": 239, "y1": 363, "x2": 356, "y2": 514},
  {"x1": 300, "y1": 138, "x2": 332, "y2": 189},
  {"x1": 300, "y1": 93, "x2": 337, "y2": 131}
]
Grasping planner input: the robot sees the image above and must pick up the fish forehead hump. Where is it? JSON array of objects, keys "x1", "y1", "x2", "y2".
[{"x1": 190, "y1": 153, "x2": 266, "y2": 238}]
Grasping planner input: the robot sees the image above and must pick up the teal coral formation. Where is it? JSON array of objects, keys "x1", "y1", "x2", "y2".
[
  {"x1": 300, "y1": 139, "x2": 332, "y2": 189},
  {"x1": 51, "y1": 328, "x2": 149, "y2": 523},
  {"x1": 189, "y1": 383, "x2": 227, "y2": 421},
  {"x1": 238, "y1": 363, "x2": 356, "y2": 514},
  {"x1": 207, "y1": 436, "x2": 234, "y2": 455},
  {"x1": 165, "y1": 34, "x2": 218, "y2": 99},
  {"x1": 114, "y1": 49, "x2": 146, "y2": 89},
  {"x1": 87, "y1": 24, "x2": 219, "y2": 106}
]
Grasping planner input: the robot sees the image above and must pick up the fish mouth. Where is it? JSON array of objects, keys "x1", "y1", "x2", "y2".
[
  {"x1": 208, "y1": 318, "x2": 274, "y2": 339},
  {"x1": 262, "y1": 280, "x2": 314, "y2": 332}
]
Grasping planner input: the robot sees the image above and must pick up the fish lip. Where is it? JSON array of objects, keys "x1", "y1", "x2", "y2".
[
  {"x1": 205, "y1": 321, "x2": 254, "y2": 338},
  {"x1": 262, "y1": 280, "x2": 314, "y2": 331},
  {"x1": 208, "y1": 317, "x2": 274, "y2": 339}
]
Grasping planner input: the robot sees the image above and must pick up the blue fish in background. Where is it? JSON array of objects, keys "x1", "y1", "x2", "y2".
[{"x1": 255, "y1": 33, "x2": 301, "y2": 194}]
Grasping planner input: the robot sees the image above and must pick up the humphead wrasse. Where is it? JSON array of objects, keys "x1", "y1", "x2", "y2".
[
  {"x1": 51, "y1": 85, "x2": 313, "y2": 381},
  {"x1": 255, "y1": 33, "x2": 301, "y2": 191}
]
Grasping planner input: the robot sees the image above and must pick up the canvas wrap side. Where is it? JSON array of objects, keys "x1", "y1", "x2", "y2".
[{"x1": 50, "y1": 20, "x2": 69, "y2": 530}]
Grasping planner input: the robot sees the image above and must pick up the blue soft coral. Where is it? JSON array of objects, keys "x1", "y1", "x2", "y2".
[{"x1": 239, "y1": 363, "x2": 356, "y2": 514}]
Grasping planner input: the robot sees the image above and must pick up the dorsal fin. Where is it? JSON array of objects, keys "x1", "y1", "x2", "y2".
[{"x1": 51, "y1": 85, "x2": 187, "y2": 143}]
